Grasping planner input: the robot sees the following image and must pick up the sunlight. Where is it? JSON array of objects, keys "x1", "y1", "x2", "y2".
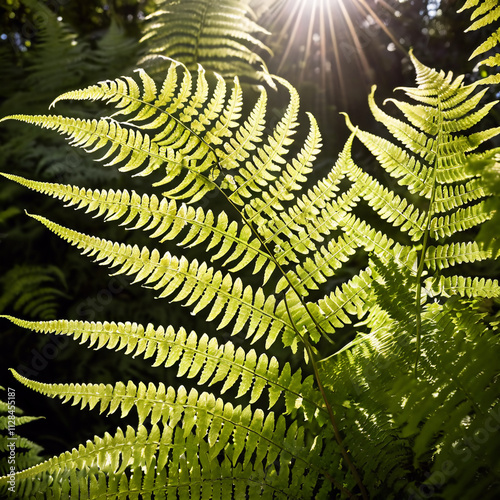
[{"x1": 254, "y1": 0, "x2": 404, "y2": 110}]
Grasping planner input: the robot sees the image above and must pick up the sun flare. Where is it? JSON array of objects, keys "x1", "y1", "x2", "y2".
[{"x1": 253, "y1": 0, "x2": 404, "y2": 111}]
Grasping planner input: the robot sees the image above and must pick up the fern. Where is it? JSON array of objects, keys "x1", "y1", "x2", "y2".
[
  {"x1": 88, "y1": 18, "x2": 139, "y2": 79},
  {"x1": 1, "y1": 2, "x2": 500, "y2": 498},
  {"x1": 0, "y1": 265, "x2": 67, "y2": 320},
  {"x1": 460, "y1": 0, "x2": 500, "y2": 82},
  {"x1": 21, "y1": 0, "x2": 92, "y2": 95},
  {"x1": 138, "y1": 0, "x2": 272, "y2": 83}
]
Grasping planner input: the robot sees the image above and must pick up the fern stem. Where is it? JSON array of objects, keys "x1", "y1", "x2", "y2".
[
  {"x1": 283, "y1": 297, "x2": 367, "y2": 500},
  {"x1": 414, "y1": 99, "x2": 443, "y2": 377},
  {"x1": 191, "y1": 115, "x2": 370, "y2": 495},
  {"x1": 110, "y1": 80, "x2": 363, "y2": 494},
  {"x1": 215, "y1": 179, "x2": 332, "y2": 343},
  {"x1": 107, "y1": 70, "x2": 329, "y2": 344},
  {"x1": 192, "y1": 1, "x2": 210, "y2": 65},
  {"x1": 308, "y1": 345, "x2": 368, "y2": 500},
  {"x1": 210, "y1": 166, "x2": 364, "y2": 496},
  {"x1": 414, "y1": 235, "x2": 428, "y2": 377}
]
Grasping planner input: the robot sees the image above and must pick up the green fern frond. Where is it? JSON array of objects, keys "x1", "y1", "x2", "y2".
[
  {"x1": 245, "y1": 111, "x2": 320, "y2": 224},
  {"x1": 227, "y1": 76, "x2": 300, "y2": 207},
  {"x1": 21, "y1": 0, "x2": 91, "y2": 94},
  {"x1": 346, "y1": 51, "x2": 500, "y2": 275},
  {"x1": 3, "y1": 379, "x2": 338, "y2": 499},
  {"x1": 22, "y1": 212, "x2": 297, "y2": 346},
  {"x1": 2, "y1": 11, "x2": 500, "y2": 495},
  {"x1": 460, "y1": 0, "x2": 500, "y2": 83},
  {"x1": 317, "y1": 258, "x2": 500, "y2": 497},
  {"x1": 88, "y1": 18, "x2": 138, "y2": 78},
  {"x1": 138, "y1": 0, "x2": 271, "y2": 83},
  {"x1": 2, "y1": 62, "x2": 276, "y2": 203},
  {"x1": 346, "y1": 50, "x2": 500, "y2": 377},
  {"x1": 0, "y1": 173, "x2": 277, "y2": 280},
  {"x1": 0, "y1": 387, "x2": 44, "y2": 482},
  {"x1": 426, "y1": 274, "x2": 500, "y2": 298},
  {"x1": 425, "y1": 241, "x2": 493, "y2": 270},
  {"x1": 3, "y1": 319, "x2": 321, "y2": 418}
]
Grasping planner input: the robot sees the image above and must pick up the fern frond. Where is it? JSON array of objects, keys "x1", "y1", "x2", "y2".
[
  {"x1": 315, "y1": 257, "x2": 500, "y2": 498},
  {"x1": 3, "y1": 17, "x2": 500, "y2": 496},
  {"x1": 429, "y1": 200, "x2": 493, "y2": 239},
  {"x1": 459, "y1": 0, "x2": 500, "y2": 85},
  {"x1": 22, "y1": 0, "x2": 91, "y2": 94},
  {"x1": 2, "y1": 385, "x2": 339, "y2": 499},
  {"x1": 0, "y1": 387, "x2": 44, "y2": 481},
  {"x1": 2, "y1": 62, "x2": 276, "y2": 203},
  {"x1": 0, "y1": 173, "x2": 277, "y2": 280},
  {"x1": 138, "y1": 0, "x2": 271, "y2": 83},
  {"x1": 0, "y1": 264, "x2": 66, "y2": 319},
  {"x1": 3, "y1": 319, "x2": 321, "y2": 418},
  {"x1": 347, "y1": 51, "x2": 500, "y2": 277},
  {"x1": 24, "y1": 213, "x2": 296, "y2": 346},
  {"x1": 426, "y1": 274, "x2": 500, "y2": 298},
  {"x1": 227, "y1": 76, "x2": 300, "y2": 207},
  {"x1": 245, "y1": 110, "x2": 320, "y2": 225},
  {"x1": 425, "y1": 241, "x2": 493, "y2": 270}
]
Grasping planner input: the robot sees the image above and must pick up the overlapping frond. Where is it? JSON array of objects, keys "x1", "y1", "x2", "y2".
[
  {"x1": 5, "y1": 373, "x2": 338, "y2": 499},
  {"x1": 227, "y1": 76, "x2": 300, "y2": 207},
  {"x1": 317, "y1": 259, "x2": 500, "y2": 498},
  {"x1": 0, "y1": 386, "x2": 43, "y2": 483},
  {"x1": 460, "y1": 0, "x2": 500, "y2": 83},
  {"x1": 0, "y1": 173, "x2": 277, "y2": 280},
  {"x1": 138, "y1": 0, "x2": 271, "y2": 83},
  {"x1": 24, "y1": 212, "x2": 298, "y2": 348},
  {"x1": 22, "y1": 0, "x2": 91, "y2": 94},
  {"x1": 3, "y1": 316, "x2": 321, "y2": 418},
  {"x1": 1, "y1": 63, "x2": 264, "y2": 203},
  {"x1": 0, "y1": 264, "x2": 67, "y2": 319},
  {"x1": 425, "y1": 274, "x2": 500, "y2": 298},
  {"x1": 2, "y1": 7, "x2": 500, "y2": 497},
  {"x1": 345, "y1": 51, "x2": 500, "y2": 280},
  {"x1": 1, "y1": 63, "x2": 310, "y2": 208}
]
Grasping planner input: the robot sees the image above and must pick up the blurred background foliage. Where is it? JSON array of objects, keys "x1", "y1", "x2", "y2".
[{"x1": 0, "y1": 0, "x2": 497, "y2": 461}]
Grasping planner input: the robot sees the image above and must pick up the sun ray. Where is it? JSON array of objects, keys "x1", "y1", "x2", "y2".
[
  {"x1": 253, "y1": 0, "x2": 405, "y2": 112},
  {"x1": 325, "y1": 2, "x2": 348, "y2": 108},
  {"x1": 299, "y1": 0, "x2": 318, "y2": 84},
  {"x1": 276, "y1": 0, "x2": 309, "y2": 76}
]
